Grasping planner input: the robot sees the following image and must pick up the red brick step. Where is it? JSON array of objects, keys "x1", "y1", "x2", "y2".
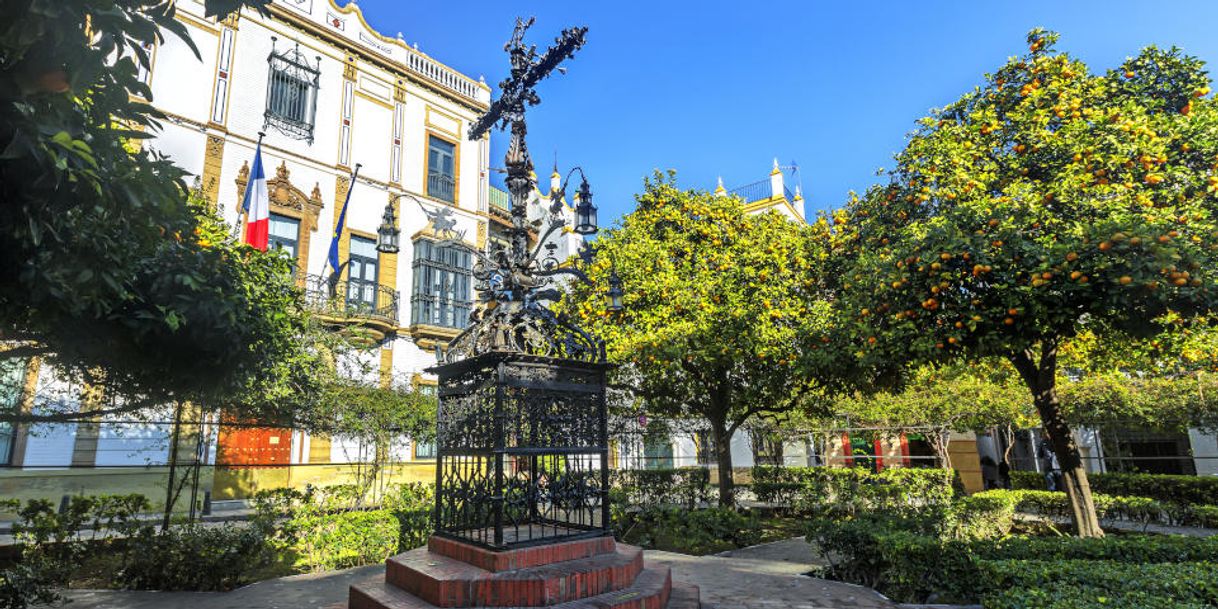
[
  {"x1": 386, "y1": 543, "x2": 645, "y2": 607},
  {"x1": 350, "y1": 565, "x2": 674, "y2": 609}
]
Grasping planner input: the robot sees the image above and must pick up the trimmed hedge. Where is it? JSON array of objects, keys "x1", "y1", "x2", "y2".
[
  {"x1": 1010, "y1": 470, "x2": 1218, "y2": 507},
  {"x1": 867, "y1": 530, "x2": 1218, "y2": 603},
  {"x1": 753, "y1": 466, "x2": 955, "y2": 516},
  {"x1": 614, "y1": 506, "x2": 762, "y2": 555},
  {"x1": 611, "y1": 467, "x2": 712, "y2": 508},
  {"x1": 976, "y1": 488, "x2": 1218, "y2": 529},
  {"x1": 980, "y1": 559, "x2": 1218, "y2": 609}
]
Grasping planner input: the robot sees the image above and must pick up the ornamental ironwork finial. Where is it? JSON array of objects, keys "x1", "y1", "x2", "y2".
[{"x1": 432, "y1": 17, "x2": 610, "y2": 364}]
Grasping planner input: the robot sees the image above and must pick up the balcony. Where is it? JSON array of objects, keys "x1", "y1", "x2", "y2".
[
  {"x1": 303, "y1": 274, "x2": 399, "y2": 341},
  {"x1": 488, "y1": 185, "x2": 511, "y2": 218},
  {"x1": 427, "y1": 171, "x2": 455, "y2": 204}
]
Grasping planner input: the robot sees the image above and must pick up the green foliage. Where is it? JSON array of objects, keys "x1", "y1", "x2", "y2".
[
  {"x1": 3, "y1": 495, "x2": 149, "y2": 599},
  {"x1": 1009, "y1": 470, "x2": 1218, "y2": 518},
  {"x1": 1083, "y1": 471, "x2": 1218, "y2": 506},
  {"x1": 1059, "y1": 370, "x2": 1218, "y2": 431},
  {"x1": 1, "y1": 494, "x2": 148, "y2": 608},
  {"x1": 981, "y1": 559, "x2": 1218, "y2": 609},
  {"x1": 809, "y1": 501, "x2": 1218, "y2": 605},
  {"x1": 615, "y1": 506, "x2": 762, "y2": 555},
  {"x1": 0, "y1": 0, "x2": 324, "y2": 421},
  {"x1": 830, "y1": 362, "x2": 1035, "y2": 442},
  {"x1": 560, "y1": 172, "x2": 847, "y2": 503},
  {"x1": 115, "y1": 524, "x2": 271, "y2": 591},
  {"x1": 610, "y1": 467, "x2": 712, "y2": 509},
  {"x1": 975, "y1": 488, "x2": 1175, "y2": 528},
  {"x1": 943, "y1": 492, "x2": 1018, "y2": 541},
  {"x1": 838, "y1": 30, "x2": 1218, "y2": 364},
  {"x1": 250, "y1": 483, "x2": 434, "y2": 572},
  {"x1": 836, "y1": 27, "x2": 1218, "y2": 537},
  {"x1": 752, "y1": 466, "x2": 955, "y2": 517},
  {"x1": 288, "y1": 510, "x2": 400, "y2": 572}
]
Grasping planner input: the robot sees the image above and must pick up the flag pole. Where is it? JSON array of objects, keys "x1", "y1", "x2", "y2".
[
  {"x1": 234, "y1": 131, "x2": 266, "y2": 241},
  {"x1": 327, "y1": 162, "x2": 362, "y2": 295}
]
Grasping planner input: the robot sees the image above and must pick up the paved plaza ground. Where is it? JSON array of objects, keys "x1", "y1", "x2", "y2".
[{"x1": 52, "y1": 537, "x2": 897, "y2": 609}]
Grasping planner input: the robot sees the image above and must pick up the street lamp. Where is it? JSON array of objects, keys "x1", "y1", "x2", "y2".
[
  {"x1": 606, "y1": 268, "x2": 624, "y2": 312},
  {"x1": 573, "y1": 177, "x2": 597, "y2": 235},
  {"x1": 376, "y1": 199, "x2": 400, "y2": 254}
]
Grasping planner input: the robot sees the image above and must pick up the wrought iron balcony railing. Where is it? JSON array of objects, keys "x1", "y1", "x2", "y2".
[
  {"x1": 488, "y1": 185, "x2": 511, "y2": 216},
  {"x1": 727, "y1": 178, "x2": 795, "y2": 203},
  {"x1": 427, "y1": 171, "x2": 455, "y2": 203},
  {"x1": 303, "y1": 273, "x2": 399, "y2": 326}
]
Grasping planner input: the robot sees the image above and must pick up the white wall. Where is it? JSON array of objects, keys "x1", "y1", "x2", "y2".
[{"x1": 1189, "y1": 429, "x2": 1218, "y2": 476}]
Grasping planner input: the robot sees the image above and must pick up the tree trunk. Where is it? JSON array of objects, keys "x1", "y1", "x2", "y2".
[
  {"x1": 163, "y1": 400, "x2": 184, "y2": 532},
  {"x1": 709, "y1": 414, "x2": 734, "y2": 508},
  {"x1": 928, "y1": 429, "x2": 953, "y2": 469},
  {"x1": 1011, "y1": 343, "x2": 1104, "y2": 538}
]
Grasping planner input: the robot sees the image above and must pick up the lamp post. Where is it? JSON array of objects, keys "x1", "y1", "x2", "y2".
[{"x1": 376, "y1": 199, "x2": 400, "y2": 254}]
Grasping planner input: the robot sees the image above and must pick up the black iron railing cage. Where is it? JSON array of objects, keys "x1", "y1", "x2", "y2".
[{"x1": 428, "y1": 352, "x2": 612, "y2": 550}]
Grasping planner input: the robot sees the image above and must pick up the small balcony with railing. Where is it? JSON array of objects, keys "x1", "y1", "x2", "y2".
[{"x1": 303, "y1": 274, "x2": 400, "y2": 340}]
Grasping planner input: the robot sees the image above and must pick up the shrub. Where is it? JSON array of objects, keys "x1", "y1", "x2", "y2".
[
  {"x1": 939, "y1": 492, "x2": 1016, "y2": 541},
  {"x1": 289, "y1": 509, "x2": 400, "y2": 572},
  {"x1": 977, "y1": 488, "x2": 1172, "y2": 528},
  {"x1": 382, "y1": 482, "x2": 434, "y2": 513},
  {"x1": 611, "y1": 468, "x2": 712, "y2": 508},
  {"x1": 753, "y1": 466, "x2": 955, "y2": 517},
  {"x1": 394, "y1": 509, "x2": 431, "y2": 551},
  {"x1": 1, "y1": 494, "x2": 150, "y2": 609},
  {"x1": 1192, "y1": 505, "x2": 1218, "y2": 528},
  {"x1": 617, "y1": 506, "x2": 760, "y2": 555},
  {"x1": 979, "y1": 559, "x2": 1218, "y2": 608},
  {"x1": 115, "y1": 524, "x2": 271, "y2": 591},
  {"x1": 1010, "y1": 470, "x2": 1218, "y2": 508}
]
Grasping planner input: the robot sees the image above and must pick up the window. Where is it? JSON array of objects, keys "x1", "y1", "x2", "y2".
[
  {"x1": 0, "y1": 358, "x2": 28, "y2": 465},
  {"x1": 410, "y1": 239, "x2": 472, "y2": 328},
  {"x1": 426, "y1": 136, "x2": 456, "y2": 203},
  {"x1": 414, "y1": 439, "x2": 436, "y2": 460},
  {"x1": 268, "y1": 214, "x2": 300, "y2": 259},
  {"x1": 263, "y1": 44, "x2": 320, "y2": 143},
  {"x1": 347, "y1": 235, "x2": 379, "y2": 311}
]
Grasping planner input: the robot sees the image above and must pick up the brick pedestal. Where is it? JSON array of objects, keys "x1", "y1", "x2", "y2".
[{"x1": 348, "y1": 535, "x2": 700, "y2": 609}]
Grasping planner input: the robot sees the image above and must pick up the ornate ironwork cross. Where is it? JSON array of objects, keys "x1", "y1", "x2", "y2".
[{"x1": 435, "y1": 18, "x2": 608, "y2": 363}]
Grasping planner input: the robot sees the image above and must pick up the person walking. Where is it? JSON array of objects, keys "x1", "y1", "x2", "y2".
[
  {"x1": 998, "y1": 457, "x2": 1012, "y2": 490},
  {"x1": 1037, "y1": 433, "x2": 1062, "y2": 492},
  {"x1": 980, "y1": 455, "x2": 1000, "y2": 490}
]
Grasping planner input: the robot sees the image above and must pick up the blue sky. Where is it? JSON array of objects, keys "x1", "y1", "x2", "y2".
[{"x1": 353, "y1": 0, "x2": 1218, "y2": 224}]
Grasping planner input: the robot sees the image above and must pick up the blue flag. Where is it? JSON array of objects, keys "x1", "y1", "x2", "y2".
[{"x1": 328, "y1": 165, "x2": 361, "y2": 273}]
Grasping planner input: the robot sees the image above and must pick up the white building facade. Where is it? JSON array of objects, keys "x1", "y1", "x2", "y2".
[{"x1": 0, "y1": 0, "x2": 517, "y2": 508}]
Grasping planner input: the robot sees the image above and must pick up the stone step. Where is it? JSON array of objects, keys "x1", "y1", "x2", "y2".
[
  {"x1": 429, "y1": 535, "x2": 616, "y2": 572},
  {"x1": 350, "y1": 565, "x2": 674, "y2": 609},
  {"x1": 387, "y1": 544, "x2": 645, "y2": 607},
  {"x1": 666, "y1": 582, "x2": 700, "y2": 609}
]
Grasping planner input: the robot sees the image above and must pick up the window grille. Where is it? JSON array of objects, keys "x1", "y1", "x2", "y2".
[{"x1": 264, "y1": 38, "x2": 320, "y2": 144}]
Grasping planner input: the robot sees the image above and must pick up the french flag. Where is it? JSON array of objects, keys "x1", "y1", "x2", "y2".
[{"x1": 241, "y1": 140, "x2": 269, "y2": 251}]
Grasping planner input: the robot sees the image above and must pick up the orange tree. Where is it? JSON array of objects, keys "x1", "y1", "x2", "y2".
[
  {"x1": 837, "y1": 29, "x2": 1218, "y2": 536},
  {"x1": 560, "y1": 173, "x2": 847, "y2": 506}
]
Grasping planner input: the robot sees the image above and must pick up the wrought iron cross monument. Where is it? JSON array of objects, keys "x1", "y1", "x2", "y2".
[{"x1": 427, "y1": 18, "x2": 619, "y2": 550}]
